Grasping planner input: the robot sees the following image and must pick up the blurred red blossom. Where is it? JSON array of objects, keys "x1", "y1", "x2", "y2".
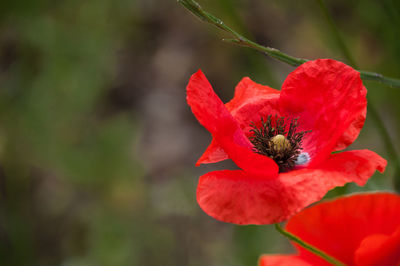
[
  {"x1": 259, "y1": 192, "x2": 400, "y2": 266},
  {"x1": 186, "y1": 59, "x2": 386, "y2": 225}
]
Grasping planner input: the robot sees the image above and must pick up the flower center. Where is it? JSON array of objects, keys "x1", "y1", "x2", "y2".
[{"x1": 249, "y1": 115, "x2": 310, "y2": 172}]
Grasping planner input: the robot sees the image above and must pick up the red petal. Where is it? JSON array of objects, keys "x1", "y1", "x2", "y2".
[
  {"x1": 303, "y1": 149, "x2": 387, "y2": 186},
  {"x1": 285, "y1": 193, "x2": 400, "y2": 265},
  {"x1": 277, "y1": 149, "x2": 385, "y2": 220},
  {"x1": 225, "y1": 77, "x2": 280, "y2": 111},
  {"x1": 197, "y1": 77, "x2": 280, "y2": 165},
  {"x1": 259, "y1": 254, "x2": 320, "y2": 266},
  {"x1": 187, "y1": 70, "x2": 279, "y2": 176},
  {"x1": 280, "y1": 59, "x2": 367, "y2": 166},
  {"x1": 196, "y1": 150, "x2": 385, "y2": 225},
  {"x1": 197, "y1": 169, "x2": 290, "y2": 225},
  {"x1": 354, "y1": 226, "x2": 400, "y2": 266}
]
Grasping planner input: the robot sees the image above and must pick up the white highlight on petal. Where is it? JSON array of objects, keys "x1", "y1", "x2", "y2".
[{"x1": 295, "y1": 152, "x2": 310, "y2": 166}]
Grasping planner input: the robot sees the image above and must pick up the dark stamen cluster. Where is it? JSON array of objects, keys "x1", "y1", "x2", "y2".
[{"x1": 249, "y1": 115, "x2": 310, "y2": 172}]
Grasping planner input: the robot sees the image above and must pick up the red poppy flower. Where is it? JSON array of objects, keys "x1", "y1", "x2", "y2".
[
  {"x1": 186, "y1": 59, "x2": 386, "y2": 225},
  {"x1": 259, "y1": 192, "x2": 400, "y2": 266}
]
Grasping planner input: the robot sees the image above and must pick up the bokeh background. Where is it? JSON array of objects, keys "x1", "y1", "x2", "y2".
[{"x1": 0, "y1": 0, "x2": 399, "y2": 265}]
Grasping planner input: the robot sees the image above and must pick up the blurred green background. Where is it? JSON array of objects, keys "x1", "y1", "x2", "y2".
[{"x1": 0, "y1": 0, "x2": 399, "y2": 265}]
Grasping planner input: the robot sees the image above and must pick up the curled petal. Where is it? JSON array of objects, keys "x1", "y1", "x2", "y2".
[
  {"x1": 197, "y1": 150, "x2": 386, "y2": 225},
  {"x1": 280, "y1": 59, "x2": 367, "y2": 166},
  {"x1": 187, "y1": 70, "x2": 278, "y2": 176},
  {"x1": 196, "y1": 139, "x2": 228, "y2": 166},
  {"x1": 333, "y1": 108, "x2": 366, "y2": 151}
]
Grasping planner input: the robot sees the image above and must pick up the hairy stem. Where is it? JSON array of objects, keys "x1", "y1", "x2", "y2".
[{"x1": 178, "y1": 0, "x2": 400, "y2": 88}]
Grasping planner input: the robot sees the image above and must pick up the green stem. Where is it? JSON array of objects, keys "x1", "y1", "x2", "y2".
[
  {"x1": 178, "y1": 0, "x2": 400, "y2": 88},
  {"x1": 274, "y1": 224, "x2": 345, "y2": 266},
  {"x1": 360, "y1": 71, "x2": 400, "y2": 88},
  {"x1": 223, "y1": 38, "x2": 307, "y2": 67}
]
